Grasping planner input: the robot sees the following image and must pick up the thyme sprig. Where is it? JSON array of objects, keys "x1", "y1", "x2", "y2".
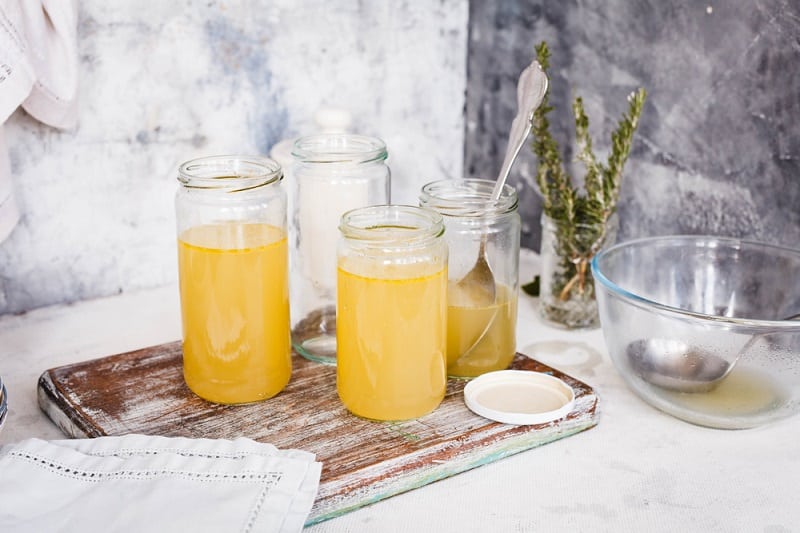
[{"x1": 532, "y1": 41, "x2": 646, "y2": 302}]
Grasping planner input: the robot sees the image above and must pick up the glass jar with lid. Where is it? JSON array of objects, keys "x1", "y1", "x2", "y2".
[
  {"x1": 290, "y1": 134, "x2": 390, "y2": 365},
  {"x1": 419, "y1": 179, "x2": 520, "y2": 378},
  {"x1": 175, "y1": 155, "x2": 290, "y2": 404},
  {"x1": 336, "y1": 205, "x2": 448, "y2": 420}
]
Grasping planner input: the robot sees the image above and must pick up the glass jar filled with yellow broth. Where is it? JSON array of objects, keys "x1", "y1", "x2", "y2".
[
  {"x1": 420, "y1": 179, "x2": 520, "y2": 378},
  {"x1": 175, "y1": 155, "x2": 291, "y2": 404},
  {"x1": 337, "y1": 205, "x2": 448, "y2": 421}
]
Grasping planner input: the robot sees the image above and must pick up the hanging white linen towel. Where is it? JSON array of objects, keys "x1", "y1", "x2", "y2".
[{"x1": 0, "y1": 0, "x2": 79, "y2": 242}]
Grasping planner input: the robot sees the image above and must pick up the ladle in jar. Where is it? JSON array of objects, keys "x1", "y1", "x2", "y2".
[
  {"x1": 455, "y1": 60, "x2": 548, "y2": 306},
  {"x1": 627, "y1": 312, "x2": 800, "y2": 393}
]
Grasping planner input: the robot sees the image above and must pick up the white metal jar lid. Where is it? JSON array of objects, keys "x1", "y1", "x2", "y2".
[{"x1": 464, "y1": 370, "x2": 575, "y2": 425}]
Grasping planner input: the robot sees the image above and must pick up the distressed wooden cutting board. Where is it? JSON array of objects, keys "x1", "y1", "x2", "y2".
[{"x1": 38, "y1": 343, "x2": 598, "y2": 525}]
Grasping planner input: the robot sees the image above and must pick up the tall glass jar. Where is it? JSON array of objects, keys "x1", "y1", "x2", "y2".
[
  {"x1": 175, "y1": 155, "x2": 291, "y2": 404},
  {"x1": 337, "y1": 205, "x2": 448, "y2": 421},
  {"x1": 420, "y1": 179, "x2": 520, "y2": 378},
  {"x1": 290, "y1": 134, "x2": 390, "y2": 365}
]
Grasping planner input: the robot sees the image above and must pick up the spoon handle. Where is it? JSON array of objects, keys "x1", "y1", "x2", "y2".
[{"x1": 491, "y1": 60, "x2": 549, "y2": 201}]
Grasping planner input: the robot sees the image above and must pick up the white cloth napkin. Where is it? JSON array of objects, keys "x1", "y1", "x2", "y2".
[
  {"x1": 0, "y1": 0, "x2": 79, "y2": 242},
  {"x1": 0, "y1": 434, "x2": 322, "y2": 533}
]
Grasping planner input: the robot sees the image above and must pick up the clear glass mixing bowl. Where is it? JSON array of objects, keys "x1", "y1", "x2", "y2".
[{"x1": 591, "y1": 235, "x2": 800, "y2": 429}]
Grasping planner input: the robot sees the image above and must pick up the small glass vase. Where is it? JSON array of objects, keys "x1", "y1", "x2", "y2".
[{"x1": 539, "y1": 213, "x2": 618, "y2": 329}]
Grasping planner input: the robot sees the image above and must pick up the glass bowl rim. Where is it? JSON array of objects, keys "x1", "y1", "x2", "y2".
[{"x1": 591, "y1": 234, "x2": 800, "y2": 330}]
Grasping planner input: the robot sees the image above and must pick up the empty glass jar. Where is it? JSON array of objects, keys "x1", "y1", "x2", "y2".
[
  {"x1": 420, "y1": 179, "x2": 520, "y2": 378},
  {"x1": 175, "y1": 155, "x2": 291, "y2": 404},
  {"x1": 290, "y1": 134, "x2": 390, "y2": 365},
  {"x1": 336, "y1": 205, "x2": 448, "y2": 420}
]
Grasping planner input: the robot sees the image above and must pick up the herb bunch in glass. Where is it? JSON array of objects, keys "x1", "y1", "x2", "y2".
[{"x1": 531, "y1": 41, "x2": 646, "y2": 328}]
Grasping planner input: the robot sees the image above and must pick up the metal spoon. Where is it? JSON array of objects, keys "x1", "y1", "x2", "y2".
[
  {"x1": 627, "y1": 312, "x2": 800, "y2": 393},
  {"x1": 455, "y1": 60, "x2": 549, "y2": 306}
]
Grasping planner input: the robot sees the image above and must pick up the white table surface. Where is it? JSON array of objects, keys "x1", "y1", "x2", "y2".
[{"x1": 1, "y1": 252, "x2": 798, "y2": 532}]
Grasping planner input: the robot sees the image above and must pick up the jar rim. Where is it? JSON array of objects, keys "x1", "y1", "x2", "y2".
[
  {"x1": 292, "y1": 134, "x2": 388, "y2": 164},
  {"x1": 339, "y1": 205, "x2": 444, "y2": 246},
  {"x1": 419, "y1": 178, "x2": 518, "y2": 217},
  {"x1": 178, "y1": 155, "x2": 283, "y2": 191}
]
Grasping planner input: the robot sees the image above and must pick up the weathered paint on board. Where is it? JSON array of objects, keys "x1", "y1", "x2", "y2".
[{"x1": 38, "y1": 343, "x2": 598, "y2": 524}]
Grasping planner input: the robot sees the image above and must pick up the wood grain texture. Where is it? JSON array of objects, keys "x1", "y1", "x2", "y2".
[{"x1": 38, "y1": 343, "x2": 598, "y2": 524}]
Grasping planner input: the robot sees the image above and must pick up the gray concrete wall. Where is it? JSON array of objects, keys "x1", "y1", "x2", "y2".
[{"x1": 465, "y1": 0, "x2": 800, "y2": 252}]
